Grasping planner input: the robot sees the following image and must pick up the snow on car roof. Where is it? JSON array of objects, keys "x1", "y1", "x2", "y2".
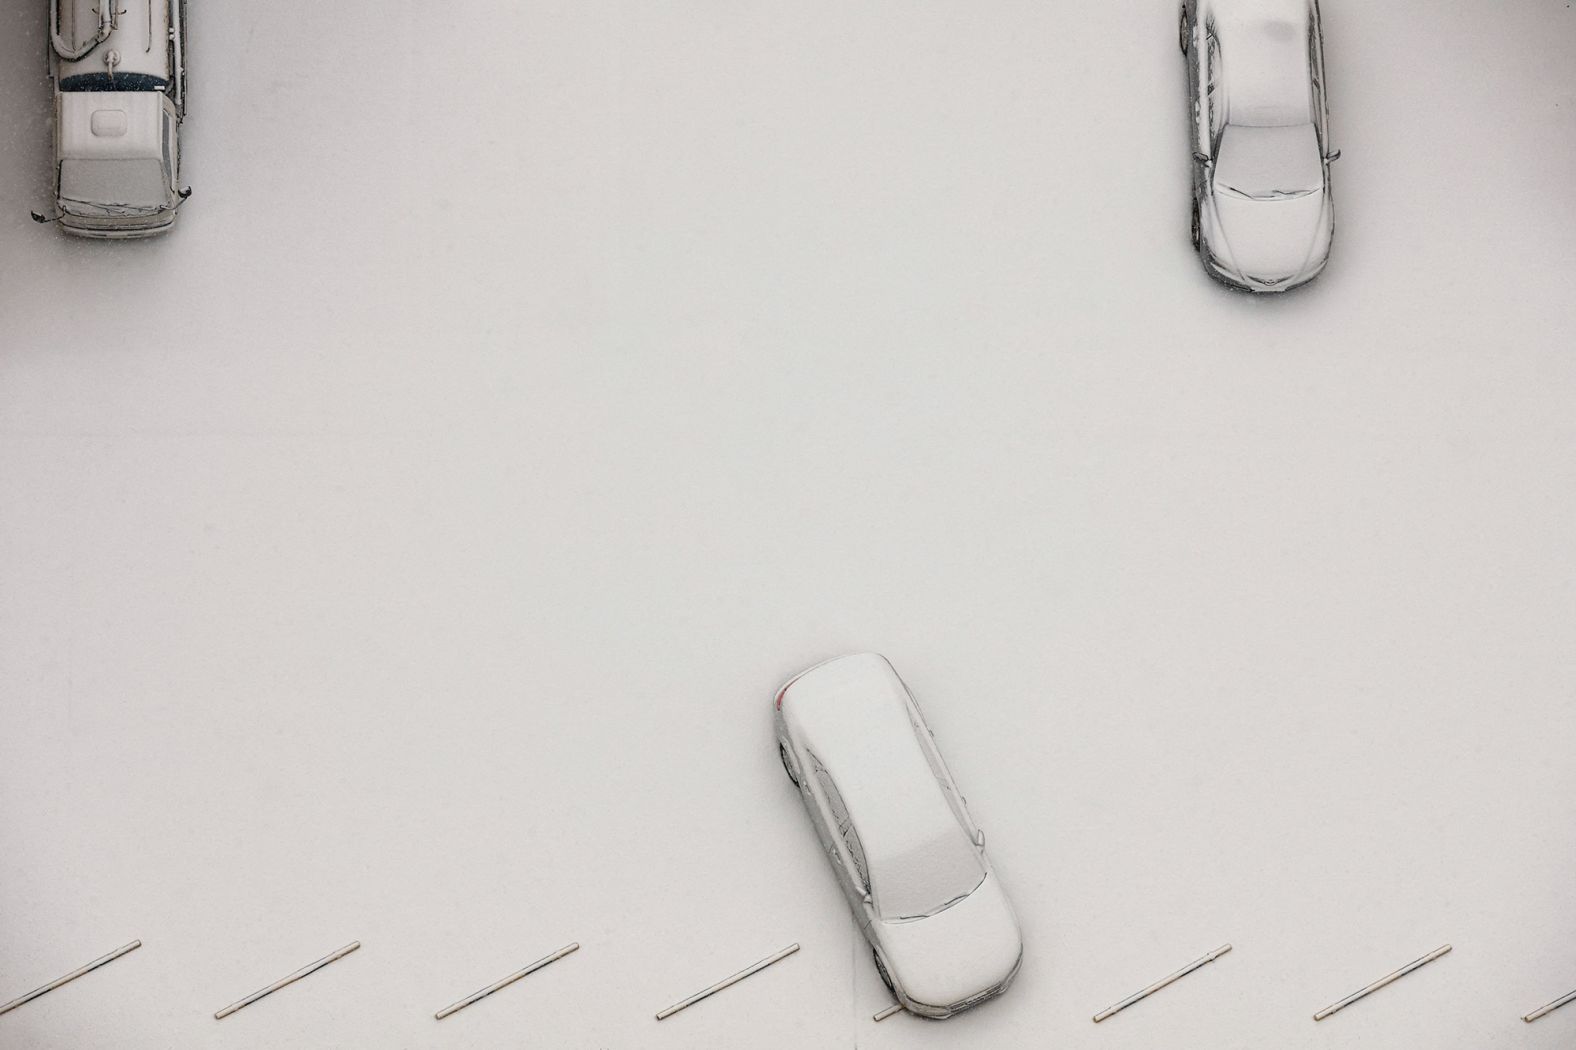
[
  {"x1": 781, "y1": 655, "x2": 983, "y2": 917},
  {"x1": 59, "y1": 91, "x2": 165, "y2": 162},
  {"x1": 1208, "y1": 0, "x2": 1315, "y2": 127}
]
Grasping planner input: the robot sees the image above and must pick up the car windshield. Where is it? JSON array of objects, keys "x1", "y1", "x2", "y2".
[
  {"x1": 59, "y1": 73, "x2": 170, "y2": 92},
  {"x1": 60, "y1": 158, "x2": 167, "y2": 211},
  {"x1": 874, "y1": 827, "x2": 985, "y2": 921},
  {"x1": 1214, "y1": 123, "x2": 1321, "y2": 199}
]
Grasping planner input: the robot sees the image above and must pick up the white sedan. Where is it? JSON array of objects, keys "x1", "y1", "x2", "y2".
[
  {"x1": 774, "y1": 653, "x2": 1022, "y2": 1019},
  {"x1": 1182, "y1": 0, "x2": 1339, "y2": 291}
]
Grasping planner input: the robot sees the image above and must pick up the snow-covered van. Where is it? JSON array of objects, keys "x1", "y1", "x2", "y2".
[{"x1": 34, "y1": 0, "x2": 189, "y2": 237}]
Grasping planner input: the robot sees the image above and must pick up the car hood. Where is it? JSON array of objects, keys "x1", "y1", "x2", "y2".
[
  {"x1": 1210, "y1": 188, "x2": 1329, "y2": 287},
  {"x1": 877, "y1": 872, "x2": 1021, "y2": 1011}
]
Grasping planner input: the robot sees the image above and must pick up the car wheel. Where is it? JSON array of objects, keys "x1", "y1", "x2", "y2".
[
  {"x1": 874, "y1": 950, "x2": 896, "y2": 996},
  {"x1": 778, "y1": 743, "x2": 799, "y2": 787},
  {"x1": 1190, "y1": 197, "x2": 1201, "y2": 250}
]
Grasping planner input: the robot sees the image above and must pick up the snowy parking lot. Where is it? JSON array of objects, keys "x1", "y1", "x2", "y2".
[{"x1": 2, "y1": 2, "x2": 1575, "y2": 1047}]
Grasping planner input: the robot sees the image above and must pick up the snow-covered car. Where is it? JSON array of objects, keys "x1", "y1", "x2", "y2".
[
  {"x1": 35, "y1": 0, "x2": 189, "y2": 238},
  {"x1": 773, "y1": 653, "x2": 1022, "y2": 1019},
  {"x1": 1182, "y1": 0, "x2": 1338, "y2": 291}
]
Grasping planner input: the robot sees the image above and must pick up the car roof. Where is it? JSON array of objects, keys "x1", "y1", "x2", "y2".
[
  {"x1": 779, "y1": 654, "x2": 981, "y2": 913},
  {"x1": 1205, "y1": 0, "x2": 1315, "y2": 128},
  {"x1": 1202, "y1": 0, "x2": 1313, "y2": 29},
  {"x1": 59, "y1": 92, "x2": 165, "y2": 162}
]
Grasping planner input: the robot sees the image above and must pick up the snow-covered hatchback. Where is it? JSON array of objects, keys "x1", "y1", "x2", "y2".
[
  {"x1": 35, "y1": 0, "x2": 189, "y2": 238},
  {"x1": 774, "y1": 653, "x2": 1022, "y2": 1019}
]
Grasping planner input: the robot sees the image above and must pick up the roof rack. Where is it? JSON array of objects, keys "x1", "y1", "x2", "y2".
[{"x1": 50, "y1": 0, "x2": 114, "y2": 62}]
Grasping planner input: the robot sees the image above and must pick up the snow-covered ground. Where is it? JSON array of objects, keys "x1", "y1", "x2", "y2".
[{"x1": 2, "y1": 3, "x2": 1574, "y2": 1047}]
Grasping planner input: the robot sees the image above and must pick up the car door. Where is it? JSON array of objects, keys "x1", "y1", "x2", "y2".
[
  {"x1": 796, "y1": 755, "x2": 846, "y2": 870},
  {"x1": 1185, "y1": 7, "x2": 1210, "y2": 159},
  {"x1": 1308, "y1": 2, "x2": 1334, "y2": 165},
  {"x1": 1203, "y1": 29, "x2": 1225, "y2": 158},
  {"x1": 1191, "y1": 22, "x2": 1225, "y2": 213},
  {"x1": 901, "y1": 695, "x2": 983, "y2": 849},
  {"x1": 809, "y1": 761, "x2": 875, "y2": 928},
  {"x1": 169, "y1": 0, "x2": 185, "y2": 116},
  {"x1": 161, "y1": 98, "x2": 178, "y2": 198}
]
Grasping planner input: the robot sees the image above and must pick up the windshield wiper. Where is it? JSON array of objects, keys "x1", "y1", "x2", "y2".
[
  {"x1": 1219, "y1": 184, "x2": 1315, "y2": 201},
  {"x1": 887, "y1": 891, "x2": 972, "y2": 923}
]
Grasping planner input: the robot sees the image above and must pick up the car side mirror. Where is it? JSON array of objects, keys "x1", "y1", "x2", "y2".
[
  {"x1": 178, "y1": 186, "x2": 193, "y2": 200},
  {"x1": 1193, "y1": 151, "x2": 1211, "y2": 166},
  {"x1": 974, "y1": 829, "x2": 986, "y2": 849},
  {"x1": 1325, "y1": 149, "x2": 1341, "y2": 162}
]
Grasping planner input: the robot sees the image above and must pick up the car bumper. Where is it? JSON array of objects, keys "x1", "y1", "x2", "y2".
[
  {"x1": 60, "y1": 212, "x2": 178, "y2": 239},
  {"x1": 892, "y1": 946, "x2": 1023, "y2": 1020},
  {"x1": 1197, "y1": 245, "x2": 1327, "y2": 294}
]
